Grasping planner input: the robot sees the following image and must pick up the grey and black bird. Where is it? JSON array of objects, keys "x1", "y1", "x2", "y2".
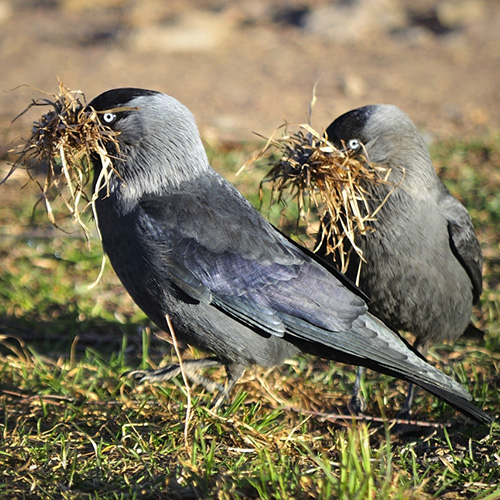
[
  {"x1": 318, "y1": 104, "x2": 483, "y2": 414},
  {"x1": 87, "y1": 88, "x2": 490, "y2": 424}
]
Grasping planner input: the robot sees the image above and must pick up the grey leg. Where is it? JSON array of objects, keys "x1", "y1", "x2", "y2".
[
  {"x1": 398, "y1": 343, "x2": 428, "y2": 418},
  {"x1": 399, "y1": 382, "x2": 417, "y2": 417},
  {"x1": 125, "y1": 357, "x2": 225, "y2": 393},
  {"x1": 210, "y1": 363, "x2": 246, "y2": 409},
  {"x1": 348, "y1": 366, "x2": 366, "y2": 414}
]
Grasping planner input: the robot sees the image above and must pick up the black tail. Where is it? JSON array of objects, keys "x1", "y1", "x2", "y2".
[{"x1": 415, "y1": 380, "x2": 492, "y2": 425}]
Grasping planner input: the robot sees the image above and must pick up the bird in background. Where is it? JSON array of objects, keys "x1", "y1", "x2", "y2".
[
  {"x1": 317, "y1": 104, "x2": 483, "y2": 415},
  {"x1": 86, "y1": 88, "x2": 489, "y2": 424}
]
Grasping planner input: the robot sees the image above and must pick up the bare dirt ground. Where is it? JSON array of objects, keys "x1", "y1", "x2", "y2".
[{"x1": 1, "y1": 0, "x2": 500, "y2": 160}]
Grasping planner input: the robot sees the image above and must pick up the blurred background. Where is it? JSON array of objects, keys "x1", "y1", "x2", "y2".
[{"x1": 1, "y1": 0, "x2": 500, "y2": 154}]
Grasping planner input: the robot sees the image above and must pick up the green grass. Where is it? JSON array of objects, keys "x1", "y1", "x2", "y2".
[{"x1": 0, "y1": 134, "x2": 499, "y2": 499}]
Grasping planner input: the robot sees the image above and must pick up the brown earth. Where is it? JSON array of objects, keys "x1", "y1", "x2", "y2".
[{"x1": 1, "y1": 0, "x2": 500, "y2": 159}]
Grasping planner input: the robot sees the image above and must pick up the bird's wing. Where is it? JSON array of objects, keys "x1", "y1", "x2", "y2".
[
  {"x1": 138, "y1": 182, "x2": 369, "y2": 342},
  {"x1": 440, "y1": 194, "x2": 483, "y2": 303}
]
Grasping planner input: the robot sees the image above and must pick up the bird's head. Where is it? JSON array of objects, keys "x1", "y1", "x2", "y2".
[
  {"x1": 88, "y1": 88, "x2": 211, "y2": 198},
  {"x1": 325, "y1": 104, "x2": 435, "y2": 188}
]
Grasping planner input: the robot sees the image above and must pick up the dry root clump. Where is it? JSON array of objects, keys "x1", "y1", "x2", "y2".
[
  {"x1": 4, "y1": 82, "x2": 122, "y2": 239},
  {"x1": 257, "y1": 123, "x2": 396, "y2": 275}
]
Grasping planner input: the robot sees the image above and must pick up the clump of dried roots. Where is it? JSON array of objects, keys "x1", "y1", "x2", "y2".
[
  {"x1": 4, "y1": 82, "x2": 122, "y2": 241},
  {"x1": 256, "y1": 123, "x2": 397, "y2": 276}
]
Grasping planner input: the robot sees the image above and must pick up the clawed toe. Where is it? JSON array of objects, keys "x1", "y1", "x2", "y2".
[
  {"x1": 123, "y1": 357, "x2": 225, "y2": 394},
  {"x1": 348, "y1": 393, "x2": 367, "y2": 415},
  {"x1": 123, "y1": 358, "x2": 246, "y2": 410}
]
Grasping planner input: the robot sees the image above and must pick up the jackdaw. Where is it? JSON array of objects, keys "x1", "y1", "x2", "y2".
[
  {"x1": 319, "y1": 104, "x2": 483, "y2": 414},
  {"x1": 86, "y1": 88, "x2": 490, "y2": 424}
]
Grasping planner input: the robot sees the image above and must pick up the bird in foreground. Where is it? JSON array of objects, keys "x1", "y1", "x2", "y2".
[
  {"x1": 318, "y1": 104, "x2": 483, "y2": 415},
  {"x1": 86, "y1": 88, "x2": 490, "y2": 424}
]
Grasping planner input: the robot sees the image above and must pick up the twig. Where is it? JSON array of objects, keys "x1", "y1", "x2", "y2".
[{"x1": 280, "y1": 405, "x2": 447, "y2": 429}]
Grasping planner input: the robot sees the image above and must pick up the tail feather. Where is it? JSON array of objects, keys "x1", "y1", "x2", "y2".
[
  {"x1": 285, "y1": 310, "x2": 492, "y2": 424},
  {"x1": 361, "y1": 314, "x2": 492, "y2": 424},
  {"x1": 416, "y1": 380, "x2": 492, "y2": 424}
]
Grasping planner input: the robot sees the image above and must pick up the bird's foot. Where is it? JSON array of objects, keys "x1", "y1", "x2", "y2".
[
  {"x1": 347, "y1": 366, "x2": 367, "y2": 415},
  {"x1": 209, "y1": 363, "x2": 247, "y2": 410},
  {"x1": 348, "y1": 392, "x2": 367, "y2": 415},
  {"x1": 124, "y1": 357, "x2": 225, "y2": 394},
  {"x1": 395, "y1": 407, "x2": 412, "y2": 422},
  {"x1": 124, "y1": 358, "x2": 246, "y2": 411}
]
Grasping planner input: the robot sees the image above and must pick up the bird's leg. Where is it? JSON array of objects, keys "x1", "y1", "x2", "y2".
[
  {"x1": 125, "y1": 357, "x2": 225, "y2": 393},
  {"x1": 348, "y1": 366, "x2": 367, "y2": 414},
  {"x1": 398, "y1": 343, "x2": 428, "y2": 418},
  {"x1": 210, "y1": 363, "x2": 246, "y2": 409},
  {"x1": 399, "y1": 382, "x2": 417, "y2": 418}
]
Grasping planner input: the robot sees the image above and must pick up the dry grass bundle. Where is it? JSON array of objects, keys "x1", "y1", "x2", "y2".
[
  {"x1": 257, "y1": 122, "x2": 397, "y2": 276},
  {"x1": 4, "y1": 82, "x2": 123, "y2": 240}
]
